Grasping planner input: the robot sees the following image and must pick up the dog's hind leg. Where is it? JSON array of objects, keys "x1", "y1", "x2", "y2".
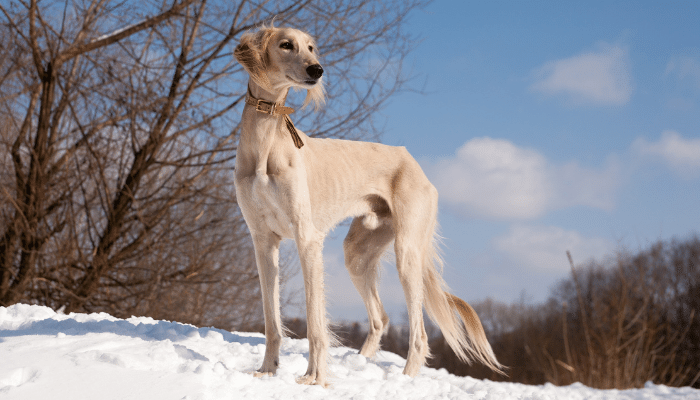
[
  {"x1": 394, "y1": 233, "x2": 430, "y2": 377},
  {"x1": 393, "y1": 179, "x2": 439, "y2": 377},
  {"x1": 343, "y1": 215, "x2": 394, "y2": 358},
  {"x1": 251, "y1": 230, "x2": 284, "y2": 377}
]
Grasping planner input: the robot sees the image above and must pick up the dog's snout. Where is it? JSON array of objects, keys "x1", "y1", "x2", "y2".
[{"x1": 306, "y1": 64, "x2": 324, "y2": 80}]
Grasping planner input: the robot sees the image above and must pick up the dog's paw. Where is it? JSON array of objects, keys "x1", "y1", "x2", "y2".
[
  {"x1": 296, "y1": 374, "x2": 315, "y2": 385},
  {"x1": 296, "y1": 373, "x2": 328, "y2": 387},
  {"x1": 254, "y1": 357, "x2": 279, "y2": 377}
]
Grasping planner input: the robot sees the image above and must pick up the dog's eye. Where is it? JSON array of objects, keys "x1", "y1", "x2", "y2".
[
  {"x1": 280, "y1": 42, "x2": 294, "y2": 50},
  {"x1": 308, "y1": 46, "x2": 314, "y2": 53}
]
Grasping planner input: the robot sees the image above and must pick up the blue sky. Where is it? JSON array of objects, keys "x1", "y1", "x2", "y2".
[{"x1": 285, "y1": 1, "x2": 700, "y2": 322}]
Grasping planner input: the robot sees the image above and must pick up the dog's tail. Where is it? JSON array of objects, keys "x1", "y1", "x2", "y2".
[{"x1": 422, "y1": 238, "x2": 506, "y2": 374}]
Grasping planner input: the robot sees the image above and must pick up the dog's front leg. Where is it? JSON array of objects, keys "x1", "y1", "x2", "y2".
[
  {"x1": 251, "y1": 230, "x2": 284, "y2": 377},
  {"x1": 294, "y1": 227, "x2": 330, "y2": 387}
]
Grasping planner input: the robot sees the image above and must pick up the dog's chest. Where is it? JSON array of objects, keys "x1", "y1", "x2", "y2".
[
  {"x1": 237, "y1": 149, "x2": 303, "y2": 239},
  {"x1": 255, "y1": 174, "x2": 296, "y2": 237},
  {"x1": 235, "y1": 171, "x2": 295, "y2": 238},
  {"x1": 235, "y1": 123, "x2": 307, "y2": 238}
]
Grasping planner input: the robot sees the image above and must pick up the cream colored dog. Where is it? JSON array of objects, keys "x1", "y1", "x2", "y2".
[{"x1": 234, "y1": 26, "x2": 503, "y2": 386}]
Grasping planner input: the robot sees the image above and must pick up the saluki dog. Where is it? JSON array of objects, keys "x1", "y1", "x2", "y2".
[{"x1": 234, "y1": 26, "x2": 504, "y2": 386}]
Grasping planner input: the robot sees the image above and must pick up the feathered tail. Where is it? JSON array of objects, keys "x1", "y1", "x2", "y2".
[{"x1": 422, "y1": 238, "x2": 506, "y2": 374}]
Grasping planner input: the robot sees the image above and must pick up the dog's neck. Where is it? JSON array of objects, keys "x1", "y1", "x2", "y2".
[
  {"x1": 243, "y1": 80, "x2": 304, "y2": 149},
  {"x1": 247, "y1": 80, "x2": 289, "y2": 106},
  {"x1": 236, "y1": 80, "x2": 299, "y2": 177}
]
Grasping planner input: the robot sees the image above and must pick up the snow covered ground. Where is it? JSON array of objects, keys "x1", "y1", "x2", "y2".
[{"x1": 1, "y1": 304, "x2": 698, "y2": 400}]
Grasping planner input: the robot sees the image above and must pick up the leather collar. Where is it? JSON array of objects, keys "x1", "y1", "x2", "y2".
[
  {"x1": 245, "y1": 90, "x2": 295, "y2": 115},
  {"x1": 245, "y1": 88, "x2": 304, "y2": 148}
]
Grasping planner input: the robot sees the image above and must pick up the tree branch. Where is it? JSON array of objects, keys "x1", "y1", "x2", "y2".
[{"x1": 56, "y1": 0, "x2": 197, "y2": 66}]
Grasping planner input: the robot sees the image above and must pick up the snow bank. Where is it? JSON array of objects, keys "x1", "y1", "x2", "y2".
[{"x1": 1, "y1": 304, "x2": 698, "y2": 399}]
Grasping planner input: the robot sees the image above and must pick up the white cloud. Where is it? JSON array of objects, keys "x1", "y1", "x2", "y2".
[
  {"x1": 429, "y1": 137, "x2": 550, "y2": 219},
  {"x1": 633, "y1": 130, "x2": 700, "y2": 175},
  {"x1": 494, "y1": 225, "x2": 613, "y2": 272},
  {"x1": 531, "y1": 43, "x2": 632, "y2": 105},
  {"x1": 425, "y1": 137, "x2": 619, "y2": 220}
]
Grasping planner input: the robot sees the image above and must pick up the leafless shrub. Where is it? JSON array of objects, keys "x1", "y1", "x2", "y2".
[
  {"x1": 546, "y1": 244, "x2": 699, "y2": 389},
  {"x1": 426, "y1": 235, "x2": 700, "y2": 389}
]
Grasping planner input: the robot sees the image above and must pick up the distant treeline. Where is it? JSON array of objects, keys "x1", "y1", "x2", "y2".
[{"x1": 286, "y1": 234, "x2": 700, "y2": 389}]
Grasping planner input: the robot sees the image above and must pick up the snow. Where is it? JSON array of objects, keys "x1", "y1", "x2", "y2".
[
  {"x1": 93, "y1": 22, "x2": 139, "y2": 43},
  {"x1": 1, "y1": 304, "x2": 698, "y2": 400}
]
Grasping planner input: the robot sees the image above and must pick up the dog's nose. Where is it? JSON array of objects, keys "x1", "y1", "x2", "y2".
[{"x1": 306, "y1": 64, "x2": 324, "y2": 80}]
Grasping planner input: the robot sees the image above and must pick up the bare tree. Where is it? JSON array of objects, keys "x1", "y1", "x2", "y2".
[{"x1": 0, "y1": 0, "x2": 424, "y2": 330}]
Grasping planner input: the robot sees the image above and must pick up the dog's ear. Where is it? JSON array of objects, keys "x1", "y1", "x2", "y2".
[{"x1": 234, "y1": 28, "x2": 274, "y2": 88}]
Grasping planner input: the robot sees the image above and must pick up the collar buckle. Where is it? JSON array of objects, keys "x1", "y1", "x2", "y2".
[{"x1": 254, "y1": 99, "x2": 276, "y2": 114}]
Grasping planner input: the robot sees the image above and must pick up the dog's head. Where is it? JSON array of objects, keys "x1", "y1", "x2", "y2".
[{"x1": 235, "y1": 26, "x2": 325, "y2": 109}]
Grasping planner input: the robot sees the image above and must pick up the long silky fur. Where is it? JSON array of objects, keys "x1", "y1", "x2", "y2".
[{"x1": 421, "y1": 228, "x2": 506, "y2": 374}]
